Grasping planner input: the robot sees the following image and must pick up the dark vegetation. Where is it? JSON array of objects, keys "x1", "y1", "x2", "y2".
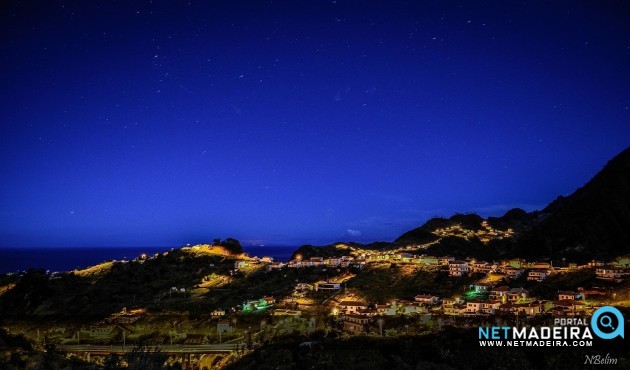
[
  {"x1": 0, "y1": 242, "x2": 353, "y2": 320},
  {"x1": 347, "y1": 266, "x2": 472, "y2": 303},
  {"x1": 423, "y1": 236, "x2": 496, "y2": 260},
  {"x1": 290, "y1": 245, "x2": 348, "y2": 261},
  {"x1": 0, "y1": 247, "x2": 241, "y2": 318},
  {"x1": 216, "y1": 238, "x2": 244, "y2": 254}
]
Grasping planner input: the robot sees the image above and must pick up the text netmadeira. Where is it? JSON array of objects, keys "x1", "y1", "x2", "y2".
[{"x1": 479, "y1": 326, "x2": 593, "y2": 340}]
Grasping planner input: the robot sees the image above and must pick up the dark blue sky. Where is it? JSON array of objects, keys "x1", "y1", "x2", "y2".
[{"x1": 1, "y1": 1, "x2": 629, "y2": 247}]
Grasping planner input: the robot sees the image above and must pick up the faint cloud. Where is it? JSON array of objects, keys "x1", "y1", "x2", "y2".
[
  {"x1": 346, "y1": 229, "x2": 362, "y2": 237},
  {"x1": 463, "y1": 203, "x2": 545, "y2": 216}
]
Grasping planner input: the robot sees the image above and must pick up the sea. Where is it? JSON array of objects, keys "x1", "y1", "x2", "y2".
[{"x1": 0, "y1": 245, "x2": 297, "y2": 274}]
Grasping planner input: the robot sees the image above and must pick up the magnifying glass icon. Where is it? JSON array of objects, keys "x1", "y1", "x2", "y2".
[{"x1": 599, "y1": 315, "x2": 615, "y2": 330}]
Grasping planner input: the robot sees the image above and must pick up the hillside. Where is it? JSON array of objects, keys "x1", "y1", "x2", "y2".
[
  {"x1": 511, "y1": 147, "x2": 630, "y2": 261},
  {"x1": 0, "y1": 244, "x2": 259, "y2": 318},
  {"x1": 390, "y1": 147, "x2": 630, "y2": 263}
]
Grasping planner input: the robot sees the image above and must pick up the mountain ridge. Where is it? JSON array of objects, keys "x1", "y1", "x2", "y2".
[
  {"x1": 299, "y1": 147, "x2": 630, "y2": 263},
  {"x1": 395, "y1": 147, "x2": 630, "y2": 262}
]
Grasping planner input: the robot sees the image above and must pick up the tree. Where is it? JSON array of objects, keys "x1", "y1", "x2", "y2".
[
  {"x1": 220, "y1": 238, "x2": 244, "y2": 254},
  {"x1": 104, "y1": 353, "x2": 123, "y2": 369}
]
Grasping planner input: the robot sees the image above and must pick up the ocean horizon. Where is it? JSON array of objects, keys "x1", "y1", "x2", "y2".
[{"x1": 0, "y1": 245, "x2": 297, "y2": 274}]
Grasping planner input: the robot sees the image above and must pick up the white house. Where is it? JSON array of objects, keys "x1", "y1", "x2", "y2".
[
  {"x1": 552, "y1": 300, "x2": 585, "y2": 317},
  {"x1": 448, "y1": 261, "x2": 470, "y2": 277},
  {"x1": 504, "y1": 267, "x2": 524, "y2": 279},
  {"x1": 414, "y1": 294, "x2": 439, "y2": 305},
  {"x1": 315, "y1": 281, "x2": 341, "y2": 292},
  {"x1": 596, "y1": 267, "x2": 629, "y2": 282},
  {"x1": 489, "y1": 286, "x2": 510, "y2": 301},
  {"x1": 338, "y1": 300, "x2": 368, "y2": 315},
  {"x1": 211, "y1": 309, "x2": 225, "y2": 317},
  {"x1": 506, "y1": 287, "x2": 528, "y2": 302},
  {"x1": 557, "y1": 292, "x2": 581, "y2": 301},
  {"x1": 527, "y1": 270, "x2": 549, "y2": 282}
]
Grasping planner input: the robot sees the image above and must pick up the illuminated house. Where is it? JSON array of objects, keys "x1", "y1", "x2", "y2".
[
  {"x1": 506, "y1": 287, "x2": 528, "y2": 302},
  {"x1": 394, "y1": 300, "x2": 427, "y2": 315},
  {"x1": 552, "y1": 299, "x2": 585, "y2": 317},
  {"x1": 465, "y1": 300, "x2": 484, "y2": 314},
  {"x1": 414, "y1": 294, "x2": 439, "y2": 305},
  {"x1": 392, "y1": 253, "x2": 414, "y2": 263},
  {"x1": 595, "y1": 266, "x2": 629, "y2": 282},
  {"x1": 480, "y1": 301, "x2": 501, "y2": 314},
  {"x1": 315, "y1": 281, "x2": 341, "y2": 292},
  {"x1": 416, "y1": 255, "x2": 439, "y2": 266},
  {"x1": 531, "y1": 262, "x2": 551, "y2": 269},
  {"x1": 557, "y1": 292, "x2": 581, "y2": 301},
  {"x1": 442, "y1": 297, "x2": 463, "y2": 307},
  {"x1": 578, "y1": 287, "x2": 606, "y2": 298},
  {"x1": 448, "y1": 261, "x2": 470, "y2": 277},
  {"x1": 286, "y1": 260, "x2": 302, "y2": 268},
  {"x1": 466, "y1": 300, "x2": 500, "y2": 314},
  {"x1": 499, "y1": 300, "x2": 546, "y2": 316},
  {"x1": 527, "y1": 270, "x2": 549, "y2": 282},
  {"x1": 337, "y1": 300, "x2": 368, "y2": 314},
  {"x1": 444, "y1": 303, "x2": 467, "y2": 315},
  {"x1": 470, "y1": 283, "x2": 492, "y2": 294},
  {"x1": 506, "y1": 258, "x2": 526, "y2": 269},
  {"x1": 211, "y1": 308, "x2": 225, "y2": 317},
  {"x1": 504, "y1": 267, "x2": 524, "y2": 279},
  {"x1": 342, "y1": 314, "x2": 372, "y2": 333},
  {"x1": 471, "y1": 261, "x2": 495, "y2": 274},
  {"x1": 295, "y1": 283, "x2": 313, "y2": 291},
  {"x1": 242, "y1": 298, "x2": 274, "y2": 312},
  {"x1": 489, "y1": 286, "x2": 510, "y2": 302},
  {"x1": 588, "y1": 260, "x2": 605, "y2": 268},
  {"x1": 357, "y1": 307, "x2": 378, "y2": 317}
]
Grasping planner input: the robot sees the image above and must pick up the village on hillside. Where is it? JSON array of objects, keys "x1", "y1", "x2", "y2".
[
  {"x1": 7, "y1": 240, "x2": 628, "y2": 346},
  {"x1": 1, "y1": 222, "x2": 629, "y2": 370}
]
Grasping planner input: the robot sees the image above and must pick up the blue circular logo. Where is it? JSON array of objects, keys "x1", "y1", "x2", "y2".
[{"x1": 591, "y1": 306, "x2": 625, "y2": 340}]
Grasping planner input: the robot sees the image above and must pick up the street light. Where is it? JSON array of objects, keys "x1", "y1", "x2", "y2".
[{"x1": 377, "y1": 318, "x2": 384, "y2": 336}]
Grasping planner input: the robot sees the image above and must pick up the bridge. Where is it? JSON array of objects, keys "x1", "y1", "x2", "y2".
[
  {"x1": 58, "y1": 343, "x2": 239, "y2": 355},
  {"x1": 59, "y1": 343, "x2": 241, "y2": 369}
]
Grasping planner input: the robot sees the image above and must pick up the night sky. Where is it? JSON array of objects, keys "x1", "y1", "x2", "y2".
[{"x1": 1, "y1": 1, "x2": 629, "y2": 248}]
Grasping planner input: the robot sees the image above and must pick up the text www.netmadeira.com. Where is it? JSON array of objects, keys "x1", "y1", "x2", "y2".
[{"x1": 479, "y1": 340, "x2": 592, "y2": 347}]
